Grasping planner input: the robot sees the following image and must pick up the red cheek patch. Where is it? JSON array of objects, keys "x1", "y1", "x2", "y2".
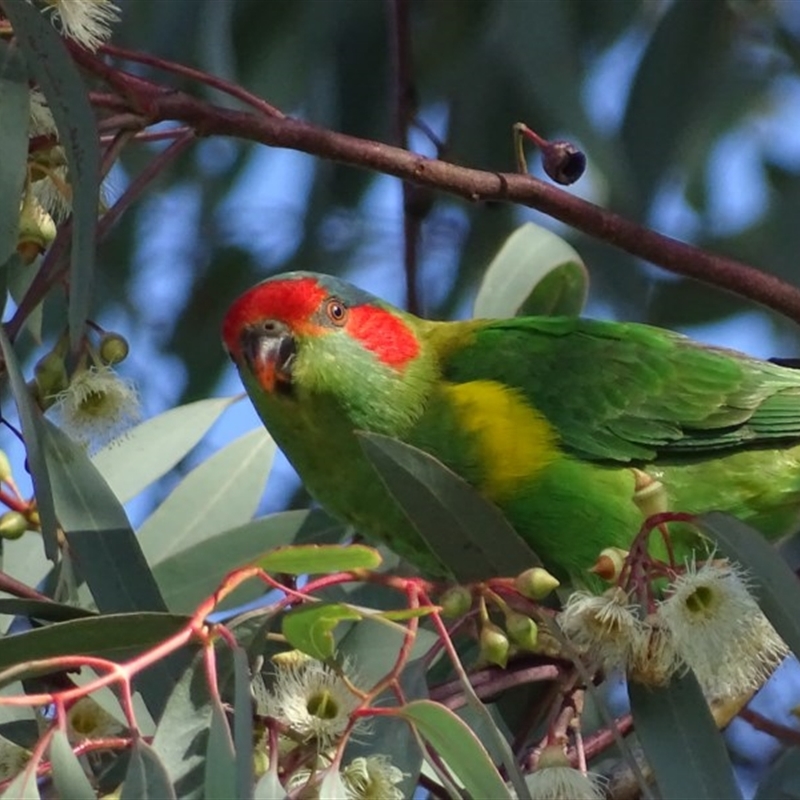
[{"x1": 347, "y1": 306, "x2": 419, "y2": 369}]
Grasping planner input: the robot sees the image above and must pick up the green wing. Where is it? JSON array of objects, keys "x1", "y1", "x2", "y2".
[{"x1": 437, "y1": 316, "x2": 800, "y2": 462}]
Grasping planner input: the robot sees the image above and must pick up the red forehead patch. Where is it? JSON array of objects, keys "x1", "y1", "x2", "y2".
[
  {"x1": 222, "y1": 277, "x2": 326, "y2": 354},
  {"x1": 347, "y1": 305, "x2": 419, "y2": 369}
]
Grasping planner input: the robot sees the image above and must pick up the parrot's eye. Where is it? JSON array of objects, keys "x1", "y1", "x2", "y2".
[{"x1": 325, "y1": 299, "x2": 348, "y2": 326}]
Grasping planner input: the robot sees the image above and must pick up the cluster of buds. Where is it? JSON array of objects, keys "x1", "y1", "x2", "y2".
[
  {"x1": 30, "y1": 327, "x2": 138, "y2": 448},
  {"x1": 437, "y1": 566, "x2": 561, "y2": 669},
  {"x1": 1, "y1": 1, "x2": 122, "y2": 264},
  {"x1": 0, "y1": 450, "x2": 38, "y2": 540},
  {"x1": 253, "y1": 650, "x2": 406, "y2": 799}
]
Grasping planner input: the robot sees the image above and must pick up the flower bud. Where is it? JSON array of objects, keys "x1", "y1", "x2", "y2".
[
  {"x1": 632, "y1": 468, "x2": 667, "y2": 518},
  {"x1": 515, "y1": 566, "x2": 560, "y2": 600},
  {"x1": 16, "y1": 194, "x2": 56, "y2": 264},
  {"x1": 505, "y1": 612, "x2": 538, "y2": 651},
  {"x1": 589, "y1": 547, "x2": 629, "y2": 582},
  {"x1": 34, "y1": 349, "x2": 68, "y2": 399},
  {"x1": 0, "y1": 451, "x2": 12, "y2": 483},
  {"x1": 439, "y1": 585, "x2": 473, "y2": 618},
  {"x1": 479, "y1": 622, "x2": 510, "y2": 668},
  {"x1": 98, "y1": 332, "x2": 130, "y2": 365},
  {"x1": 0, "y1": 511, "x2": 28, "y2": 540}
]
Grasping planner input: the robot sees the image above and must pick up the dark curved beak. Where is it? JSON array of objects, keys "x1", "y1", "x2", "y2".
[{"x1": 239, "y1": 321, "x2": 296, "y2": 392}]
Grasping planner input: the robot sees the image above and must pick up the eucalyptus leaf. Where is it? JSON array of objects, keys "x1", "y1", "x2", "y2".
[
  {"x1": 0, "y1": 39, "x2": 30, "y2": 265},
  {"x1": 0, "y1": 612, "x2": 189, "y2": 676},
  {"x1": 358, "y1": 432, "x2": 540, "y2": 582},
  {"x1": 473, "y1": 222, "x2": 588, "y2": 319},
  {"x1": 92, "y1": 396, "x2": 241, "y2": 504},
  {"x1": 120, "y1": 738, "x2": 177, "y2": 800},
  {"x1": 282, "y1": 603, "x2": 363, "y2": 661},
  {"x1": 153, "y1": 510, "x2": 344, "y2": 614},
  {"x1": 0, "y1": 326, "x2": 59, "y2": 560},
  {"x1": 204, "y1": 695, "x2": 237, "y2": 800},
  {"x1": 0, "y1": 597, "x2": 96, "y2": 623},
  {"x1": 138, "y1": 427, "x2": 275, "y2": 566},
  {"x1": 0, "y1": 760, "x2": 40, "y2": 800},
  {"x1": 629, "y1": 671, "x2": 741, "y2": 800},
  {"x1": 3, "y1": 0, "x2": 100, "y2": 350},
  {"x1": 40, "y1": 418, "x2": 167, "y2": 614},
  {"x1": 49, "y1": 729, "x2": 95, "y2": 800},
  {"x1": 151, "y1": 654, "x2": 212, "y2": 800},
  {"x1": 253, "y1": 543, "x2": 381, "y2": 576},
  {"x1": 233, "y1": 647, "x2": 255, "y2": 800},
  {"x1": 698, "y1": 512, "x2": 800, "y2": 660},
  {"x1": 398, "y1": 700, "x2": 511, "y2": 798},
  {"x1": 754, "y1": 746, "x2": 800, "y2": 800}
]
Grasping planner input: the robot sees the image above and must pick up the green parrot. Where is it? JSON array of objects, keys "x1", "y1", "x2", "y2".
[{"x1": 222, "y1": 271, "x2": 800, "y2": 583}]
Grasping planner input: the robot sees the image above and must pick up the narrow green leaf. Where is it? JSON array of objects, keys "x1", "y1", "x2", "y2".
[
  {"x1": 0, "y1": 598, "x2": 96, "y2": 623},
  {"x1": 233, "y1": 647, "x2": 255, "y2": 800},
  {"x1": 138, "y1": 428, "x2": 275, "y2": 566},
  {"x1": 253, "y1": 543, "x2": 381, "y2": 576},
  {"x1": 629, "y1": 672, "x2": 741, "y2": 800},
  {"x1": 755, "y1": 746, "x2": 800, "y2": 800},
  {"x1": 358, "y1": 432, "x2": 540, "y2": 582},
  {"x1": 204, "y1": 697, "x2": 237, "y2": 800},
  {"x1": 153, "y1": 510, "x2": 345, "y2": 613},
  {"x1": 0, "y1": 39, "x2": 30, "y2": 264},
  {"x1": 0, "y1": 760, "x2": 40, "y2": 800},
  {"x1": 282, "y1": 603, "x2": 363, "y2": 661},
  {"x1": 151, "y1": 655, "x2": 212, "y2": 800},
  {"x1": 120, "y1": 738, "x2": 177, "y2": 800},
  {"x1": 3, "y1": 0, "x2": 100, "y2": 350},
  {"x1": 0, "y1": 612, "x2": 189, "y2": 676},
  {"x1": 92, "y1": 397, "x2": 241, "y2": 503},
  {"x1": 40, "y1": 419, "x2": 167, "y2": 615},
  {"x1": 473, "y1": 222, "x2": 588, "y2": 319},
  {"x1": 698, "y1": 512, "x2": 800, "y2": 659},
  {"x1": 49, "y1": 729, "x2": 94, "y2": 800},
  {"x1": 397, "y1": 700, "x2": 511, "y2": 798},
  {"x1": 0, "y1": 325, "x2": 59, "y2": 560}
]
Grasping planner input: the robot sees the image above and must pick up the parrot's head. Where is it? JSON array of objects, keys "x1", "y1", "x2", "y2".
[{"x1": 222, "y1": 272, "x2": 437, "y2": 432}]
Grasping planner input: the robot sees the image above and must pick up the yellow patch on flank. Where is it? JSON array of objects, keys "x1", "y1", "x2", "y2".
[{"x1": 444, "y1": 380, "x2": 560, "y2": 500}]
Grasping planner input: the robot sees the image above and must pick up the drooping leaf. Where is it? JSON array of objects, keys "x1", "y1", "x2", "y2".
[
  {"x1": 3, "y1": 0, "x2": 100, "y2": 350},
  {"x1": 232, "y1": 647, "x2": 255, "y2": 800},
  {"x1": 473, "y1": 223, "x2": 588, "y2": 319},
  {"x1": 0, "y1": 598, "x2": 96, "y2": 623},
  {"x1": 151, "y1": 654, "x2": 212, "y2": 800},
  {"x1": 39, "y1": 418, "x2": 167, "y2": 614},
  {"x1": 137, "y1": 428, "x2": 275, "y2": 566},
  {"x1": 397, "y1": 700, "x2": 511, "y2": 799},
  {"x1": 358, "y1": 432, "x2": 540, "y2": 582},
  {"x1": 698, "y1": 512, "x2": 800, "y2": 660},
  {"x1": 153, "y1": 510, "x2": 344, "y2": 614},
  {"x1": 0, "y1": 326, "x2": 59, "y2": 561},
  {"x1": 282, "y1": 603, "x2": 363, "y2": 661},
  {"x1": 0, "y1": 39, "x2": 30, "y2": 265},
  {"x1": 0, "y1": 759, "x2": 40, "y2": 800},
  {"x1": 120, "y1": 738, "x2": 177, "y2": 800},
  {"x1": 253, "y1": 543, "x2": 381, "y2": 576},
  {"x1": 754, "y1": 746, "x2": 800, "y2": 800},
  {"x1": 48, "y1": 729, "x2": 95, "y2": 800},
  {"x1": 629, "y1": 672, "x2": 741, "y2": 800},
  {"x1": 203, "y1": 695, "x2": 237, "y2": 800},
  {"x1": 0, "y1": 612, "x2": 189, "y2": 677},
  {"x1": 92, "y1": 397, "x2": 241, "y2": 504}
]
